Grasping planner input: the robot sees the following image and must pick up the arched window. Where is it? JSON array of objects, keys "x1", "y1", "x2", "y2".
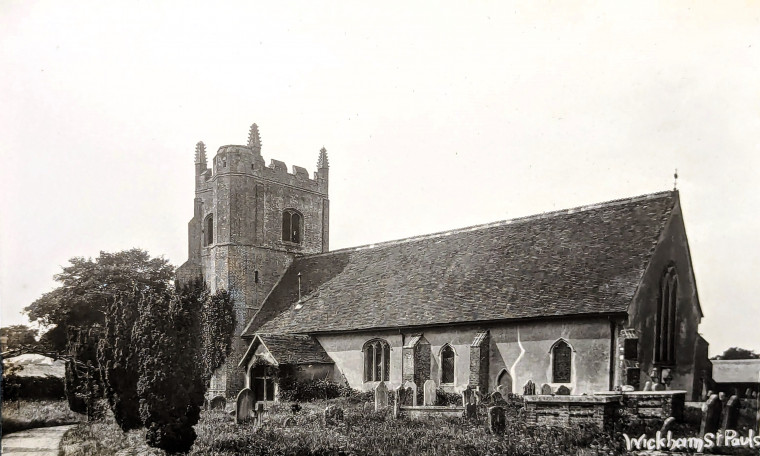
[
  {"x1": 204, "y1": 214, "x2": 214, "y2": 246},
  {"x1": 440, "y1": 344, "x2": 455, "y2": 384},
  {"x1": 655, "y1": 266, "x2": 678, "y2": 364},
  {"x1": 496, "y1": 369, "x2": 513, "y2": 394},
  {"x1": 551, "y1": 340, "x2": 572, "y2": 383},
  {"x1": 282, "y1": 209, "x2": 302, "y2": 244},
  {"x1": 363, "y1": 339, "x2": 390, "y2": 382}
]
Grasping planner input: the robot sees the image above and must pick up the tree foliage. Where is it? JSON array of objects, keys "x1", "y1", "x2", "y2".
[
  {"x1": 0, "y1": 325, "x2": 38, "y2": 351},
  {"x1": 136, "y1": 278, "x2": 206, "y2": 453},
  {"x1": 200, "y1": 289, "x2": 235, "y2": 385},
  {"x1": 25, "y1": 249, "x2": 174, "y2": 353},
  {"x1": 712, "y1": 347, "x2": 760, "y2": 360}
]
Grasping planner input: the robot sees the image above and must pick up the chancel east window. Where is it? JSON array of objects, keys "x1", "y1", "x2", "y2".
[
  {"x1": 552, "y1": 340, "x2": 572, "y2": 383},
  {"x1": 363, "y1": 339, "x2": 390, "y2": 382},
  {"x1": 655, "y1": 266, "x2": 678, "y2": 365},
  {"x1": 282, "y1": 209, "x2": 302, "y2": 244},
  {"x1": 441, "y1": 344, "x2": 455, "y2": 384},
  {"x1": 204, "y1": 214, "x2": 214, "y2": 246}
]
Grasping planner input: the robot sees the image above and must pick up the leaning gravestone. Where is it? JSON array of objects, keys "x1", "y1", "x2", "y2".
[
  {"x1": 722, "y1": 395, "x2": 740, "y2": 432},
  {"x1": 235, "y1": 388, "x2": 255, "y2": 424},
  {"x1": 540, "y1": 383, "x2": 553, "y2": 395},
  {"x1": 523, "y1": 380, "x2": 536, "y2": 396},
  {"x1": 700, "y1": 394, "x2": 722, "y2": 435},
  {"x1": 324, "y1": 405, "x2": 344, "y2": 425},
  {"x1": 556, "y1": 385, "x2": 571, "y2": 395},
  {"x1": 488, "y1": 406, "x2": 506, "y2": 434},
  {"x1": 643, "y1": 381, "x2": 652, "y2": 391},
  {"x1": 375, "y1": 382, "x2": 389, "y2": 411},
  {"x1": 423, "y1": 379, "x2": 437, "y2": 406}
]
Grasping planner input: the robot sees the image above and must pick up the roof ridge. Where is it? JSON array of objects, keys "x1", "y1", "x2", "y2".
[{"x1": 302, "y1": 190, "x2": 676, "y2": 258}]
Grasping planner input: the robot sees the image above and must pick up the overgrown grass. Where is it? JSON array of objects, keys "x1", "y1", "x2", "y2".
[{"x1": 2, "y1": 399, "x2": 83, "y2": 435}]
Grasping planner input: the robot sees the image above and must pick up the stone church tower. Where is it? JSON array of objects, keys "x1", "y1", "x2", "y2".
[{"x1": 177, "y1": 123, "x2": 330, "y2": 401}]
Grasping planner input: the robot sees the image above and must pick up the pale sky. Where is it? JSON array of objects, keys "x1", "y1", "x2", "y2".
[{"x1": 1, "y1": 1, "x2": 758, "y2": 356}]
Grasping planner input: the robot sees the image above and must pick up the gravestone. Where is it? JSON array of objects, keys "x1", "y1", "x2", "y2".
[
  {"x1": 464, "y1": 403, "x2": 477, "y2": 421},
  {"x1": 722, "y1": 395, "x2": 740, "y2": 432},
  {"x1": 556, "y1": 385, "x2": 571, "y2": 395},
  {"x1": 488, "y1": 406, "x2": 506, "y2": 434},
  {"x1": 324, "y1": 405, "x2": 344, "y2": 425},
  {"x1": 235, "y1": 388, "x2": 255, "y2": 424},
  {"x1": 402, "y1": 380, "x2": 417, "y2": 406},
  {"x1": 643, "y1": 381, "x2": 652, "y2": 391},
  {"x1": 661, "y1": 416, "x2": 676, "y2": 434},
  {"x1": 718, "y1": 392, "x2": 726, "y2": 402},
  {"x1": 540, "y1": 383, "x2": 553, "y2": 395},
  {"x1": 700, "y1": 394, "x2": 722, "y2": 435},
  {"x1": 255, "y1": 402, "x2": 265, "y2": 426},
  {"x1": 375, "y1": 382, "x2": 389, "y2": 411},
  {"x1": 523, "y1": 380, "x2": 536, "y2": 396},
  {"x1": 462, "y1": 386, "x2": 477, "y2": 406},
  {"x1": 745, "y1": 388, "x2": 753, "y2": 398},
  {"x1": 706, "y1": 390, "x2": 714, "y2": 399},
  {"x1": 423, "y1": 379, "x2": 437, "y2": 406},
  {"x1": 210, "y1": 396, "x2": 227, "y2": 410}
]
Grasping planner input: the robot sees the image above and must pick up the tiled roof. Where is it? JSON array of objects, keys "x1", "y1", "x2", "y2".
[
  {"x1": 240, "y1": 334, "x2": 334, "y2": 366},
  {"x1": 244, "y1": 191, "x2": 677, "y2": 336}
]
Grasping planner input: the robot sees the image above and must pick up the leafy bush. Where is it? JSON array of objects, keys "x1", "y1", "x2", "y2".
[
  {"x1": 278, "y1": 377, "x2": 373, "y2": 403},
  {"x1": 436, "y1": 388, "x2": 462, "y2": 406},
  {"x1": 2, "y1": 375, "x2": 64, "y2": 400}
]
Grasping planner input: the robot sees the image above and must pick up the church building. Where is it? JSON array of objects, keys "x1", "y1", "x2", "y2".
[{"x1": 178, "y1": 125, "x2": 709, "y2": 406}]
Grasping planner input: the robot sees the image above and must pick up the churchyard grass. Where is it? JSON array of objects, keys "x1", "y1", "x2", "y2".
[
  {"x1": 59, "y1": 397, "x2": 626, "y2": 455},
  {"x1": 1, "y1": 399, "x2": 83, "y2": 435}
]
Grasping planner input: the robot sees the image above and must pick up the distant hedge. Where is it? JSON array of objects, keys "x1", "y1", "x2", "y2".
[
  {"x1": 278, "y1": 377, "x2": 373, "y2": 403},
  {"x1": 2, "y1": 375, "x2": 65, "y2": 400}
]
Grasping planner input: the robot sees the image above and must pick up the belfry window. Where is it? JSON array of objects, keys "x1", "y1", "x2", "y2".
[
  {"x1": 440, "y1": 344, "x2": 455, "y2": 384},
  {"x1": 551, "y1": 340, "x2": 572, "y2": 383},
  {"x1": 282, "y1": 209, "x2": 302, "y2": 244},
  {"x1": 203, "y1": 214, "x2": 214, "y2": 246},
  {"x1": 655, "y1": 266, "x2": 678, "y2": 364},
  {"x1": 363, "y1": 339, "x2": 390, "y2": 382}
]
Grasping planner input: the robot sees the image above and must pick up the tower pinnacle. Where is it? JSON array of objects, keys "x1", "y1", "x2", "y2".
[
  {"x1": 195, "y1": 141, "x2": 207, "y2": 165},
  {"x1": 317, "y1": 147, "x2": 329, "y2": 169},
  {"x1": 248, "y1": 124, "x2": 262, "y2": 154}
]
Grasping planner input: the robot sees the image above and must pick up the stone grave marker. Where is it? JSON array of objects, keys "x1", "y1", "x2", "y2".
[
  {"x1": 423, "y1": 379, "x2": 437, "y2": 406},
  {"x1": 324, "y1": 405, "x2": 344, "y2": 425},
  {"x1": 700, "y1": 394, "x2": 722, "y2": 435},
  {"x1": 488, "y1": 406, "x2": 506, "y2": 434},
  {"x1": 462, "y1": 386, "x2": 476, "y2": 406},
  {"x1": 722, "y1": 395, "x2": 740, "y2": 432},
  {"x1": 523, "y1": 380, "x2": 536, "y2": 396},
  {"x1": 745, "y1": 388, "x2": 753, "y2": 398},
  {"x1": 235, "y1": 388, "x2": 255, "y2": 424},
  {"x1": 718, "y1": 392, "x2": 726, "y2": 402},
  {"x1": 402, "y1": 381, "x2": 417, "y2": 406},
  {"x1": 660, "y1": 416, "x2": 676, "y2": 434},
  {"x1": 540, "y1": 383, "x2": 553, "y2": 395},
  {"x1": 253, "y1": 402, "x2": 265, "y2": 426},
  {"x1": 375, "y1": 382, "x2": 389, "y2": 411},
  {"x1": 556, "y1": 385, "x2": 571, "y2": 395},
  {"x1": 643, "y1": 381, "x2": 652, "y2": 391}
]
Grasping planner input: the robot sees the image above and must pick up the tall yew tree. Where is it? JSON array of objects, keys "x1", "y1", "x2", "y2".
[
  {"x1": 136, "y1": 277, "x2": 207, "y2": 453},
  {"x1": 201, "y1": 289, "x2": 235, "y2": 385}
]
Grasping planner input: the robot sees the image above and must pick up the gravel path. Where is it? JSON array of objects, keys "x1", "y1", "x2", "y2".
[{"x1": 2, "y1": 424, "x2": 76, "y2": 455}]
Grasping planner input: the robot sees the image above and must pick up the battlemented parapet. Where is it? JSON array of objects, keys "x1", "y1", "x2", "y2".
[{"x1": 178, "y1": 122, "x2": 330, "y2": 401}]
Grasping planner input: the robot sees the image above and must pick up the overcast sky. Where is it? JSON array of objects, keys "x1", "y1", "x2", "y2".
[{"x1": 1, "y1": 1, "x2": 758, "y2": 356}]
